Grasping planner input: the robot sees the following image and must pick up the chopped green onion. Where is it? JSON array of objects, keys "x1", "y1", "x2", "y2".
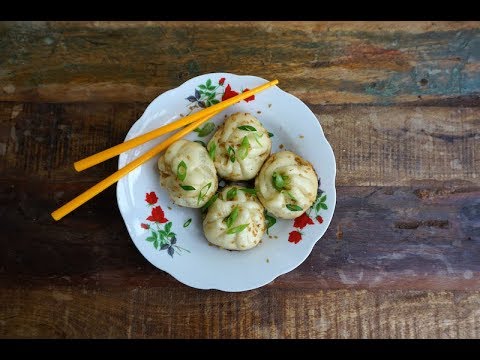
[
  {"x1": 238, "y1": 136, "x2": 250, "y2": 160},
  {"x1": 227, "y1": 146, "x2": 236, "y2": 163},
  {"x1": 268, "y1": 132, "x2": 274, "y2": 138},
  {"x1": 265, "y1": 212, "x2": 277, "y2": 235},
  {"x1": 193, "y1": 122, "x2": 215, "y2": 137},
  {"x1": 285, "y1": 190, "x2": 296, "y2": 201},
  {"x1": 201, "y1": 193, "x2": 218, "y2": 212},
  {"x1": 272, "y1": 171, "x2": 285, "y2": 191},
  {"x1": 225, "y1": 206, "x2": 239, "y2": 228},
  {"x1": 239, "y1": 188, "x2": 256, "y2": 195},
  {"x1": 177, "y1": 160, "x2": 187, "y2": 181},
  {"x1": 286, "y1": 204, "x2": 302, "y2": 211},
  {"x1": 194, "y1": 140, "x2": 206, "y2": 147},
  {"x1": 180, "y1": 185, "x2": 196, "y2": 191},
  {"x1": 253, "y1": 133, "x2": 262, "y2": 147},
  {"x1": 197, "y1": 182, "x2": 212, "y2": 205},
  {"x1": 183, "y1": 218, "x2": 192, "y2": 228},
  {"x1": 226, "y1": 187, "x2": 237, "y2": 201},
  {"x1": 226, "y1": 223, "x2": 249, "y2": 234},
  {"x1": 208, "y1": 142, "x2": 216, "y2": 160},
  {"x1": 237, "y1": 125, "x2": 257, "y2": 131}
]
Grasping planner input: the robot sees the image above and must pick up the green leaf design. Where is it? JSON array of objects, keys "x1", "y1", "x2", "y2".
[
  {"x1": 165, "y1": 222, "x2": 172, "y2": 234},
  {"x1": 225, "y1": 206, "x2": 239, "y2": 228},
  {"x1": 226, "y1": 187, "x2": 237, "y2": 201},
  {"x1": 237, "y1": 125, "x2": 257, "y2": 131},
  {"x1": 183, "y1": 218, "x2": 192, "y2": 228},
  {"x1": 206, "y1": 79, "x2": 212, "y2": 87},
  {"x1": 194, "y1": 122, "x2": 215, "y2": 137},
  {"x1": 180, "y1": 185, "x2": 196, "y2": 191},
  {"x1": 151, "y1": 231, "x2": 158, "y2": 239},
  {"x1": 194, "y1": 140, "x2": 206, "y2": 147},
  {"x1": 315, "y1": 202, "x2": 322, "y2": 212},
  {"x1": 153, "y1": 240, "x2": 159, "y2": 249},
  {"x1": 208, "y1": 93, "x2": 216, "y2": 99},
  {"x1": 159, "y1": 230, "x2": 168, "y2": 239},
  {"x1": 197, "y1": 182, "x2": 212, "y2": 205},
  {"x1": 226, "y1": 223, "x2": 249, "y2": 234},
  {"x1": 320, "y1": 203, "x2": 328, "y2": 210},
  {"x1": 239, "y1": 188, "x2": 256, "y2": 195},
  {"x1": 286, "y1": 204, "x2": 303, "y2": 211},
  {"x1": 199, "y1": 84, "x2": 206, "y2": 90},
  {"x1": 211, "y1": 99, "x2": 220, "y2": 105},
  {"x1": 227, "y1": 146, "x2": 236, "y2": 163},
  {"x1": 146, "y1": 236, "x2": 155, "y2": 242},
  {"x1": 272, "y1": 172, "x2": 285, "y2": 191},
  {"x1": 209, "y1": 142, "x2": 216, "y2": 160},
  {"x1": 177, "y1": 160, "x2": 187, "y2": 181},
  {"x1": 264, "y1": 212, "x2": 277, "y2": 235},
  {"x1": 320, "y1": 195, "x2": 327, "y2": 203},
  {"x1": 237, "y1": 136, "x2": 250, "y2": 160},
  {"x1": 201, "y1": 193, "x2": 218, "y2": 212}
]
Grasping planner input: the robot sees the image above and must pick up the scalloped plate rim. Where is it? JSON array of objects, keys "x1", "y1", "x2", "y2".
[{"x1": 116, "y1": 72, "x2": 337, "y2": 292}]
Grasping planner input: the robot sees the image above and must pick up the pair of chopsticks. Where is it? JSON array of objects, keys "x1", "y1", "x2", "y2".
[{"x1": 51, "y1": 79, "x2": 279, "y2": 221}]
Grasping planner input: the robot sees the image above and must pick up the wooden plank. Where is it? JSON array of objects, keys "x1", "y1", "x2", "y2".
[
  {"x1": 0, "y1": 102, "x2": 477, "y2": 186},
  {"x1": 1, "y1": 287, "x2": 479, "y2": 338},
  {"x1": 1, "y1": 180, "x2": 478, "y2": 290},
  {"x1": 0, "y1": 22, "x2": 479, "y2": 104},
  {"x1": 320, "y1": 105, "x2": 480, "y2": 186}
]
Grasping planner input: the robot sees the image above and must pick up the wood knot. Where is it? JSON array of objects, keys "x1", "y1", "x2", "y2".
[
  {"x1": 336, "y1": 224, "x2": 343, "y2": 240},
  {"x1": 394, "y1": 220, "x2": 449, "y2": 229}
]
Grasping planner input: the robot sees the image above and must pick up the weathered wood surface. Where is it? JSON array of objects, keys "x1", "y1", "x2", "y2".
[
  {"x1": 0, "y1": 22, "x2": 479, "y2": 105},
  {"x1": 1, "y1": 103, "x2": 479, "y2": 290},
  {"x1": 1, "y1": 103, "x2": 478, "y2": 186},
  {"x1": 0, "y1": 21, "x2": 479, "y2": 338},
  {"x1": 2, "y1": 288, "x2": 480, "y2": 338}
]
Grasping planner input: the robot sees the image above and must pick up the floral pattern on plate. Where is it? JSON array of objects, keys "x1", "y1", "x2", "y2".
[
  {"x1": 140, "y1": 191, "x2": 190, "y2": 258},
  {"x1": 117, "y1": 73, "x2": 336, "y2": 292}
]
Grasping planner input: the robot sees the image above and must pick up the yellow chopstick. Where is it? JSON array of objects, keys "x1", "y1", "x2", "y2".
[
  {"x1": 74, "y1": 79, "x2": 279, "y2": 172},
  {"x1": 52, "y1": 116, "x2": 209, "y2": 221}
]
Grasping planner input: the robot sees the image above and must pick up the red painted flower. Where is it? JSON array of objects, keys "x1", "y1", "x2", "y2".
[
  {"x1": 222, "y1": 84, "x2": 239, "y2": 101},
  {"x1": 145, "y1": 191, "x2": 158, "y2": 205},
  {"x1": 219, "y1": 77, "x2": 225, "y2": 85},
  {"x1": 316, "y1": 216, "x2": 324, "y2": 224},
  {"x1": 293, "y1": 213, "x2": 314, "y2": 229},
  {"x1": 288, "y1": 231, "x2": 302, "y2": 244},
  {"x1": 147, "y1": 206, "x2": 168, "y2": 223},
  {"x1": 242, "y1": 88, "x2": 255, "y2": 102},
  {"x1": 141, "y1": 223, "x2": 150, "y2": 230}
]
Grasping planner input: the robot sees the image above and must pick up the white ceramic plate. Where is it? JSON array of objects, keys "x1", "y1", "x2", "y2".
[{"x1": 117, "y1": 73, "x2": 336, "y2": 292}]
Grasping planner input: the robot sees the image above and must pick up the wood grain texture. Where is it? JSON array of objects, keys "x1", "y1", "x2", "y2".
[
  {"x1": 1, "y1": 180, "x2": 479, "y2": 290},
  {"x1": 1, "y1": 288, "x2": 480, "y2": 338},
  {"x1": 1, "y1": 21, "x2": 480, "y2": 339},
  {"x1": 0, "y1": 102, "x2": 479, "y2": 290},
  {"x1": 0, "y1": 21, "x2": 479, "y2": 105},
  {"x1": 0, "y1": 102, "x2": 478, "y2": 185}
]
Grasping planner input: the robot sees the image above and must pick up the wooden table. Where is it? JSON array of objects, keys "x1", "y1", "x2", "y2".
[{"x1": 0, "y1": 21, "x2": 479, "y2": 338}]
